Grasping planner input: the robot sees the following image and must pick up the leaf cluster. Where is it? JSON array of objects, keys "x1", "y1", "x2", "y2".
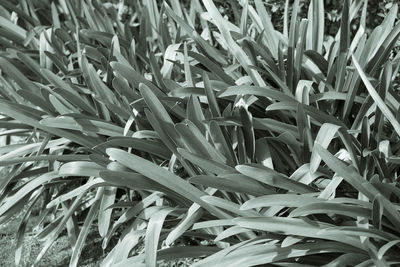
[{"x1": 1, "y1": 0, "x2": 400, "y2": 266}]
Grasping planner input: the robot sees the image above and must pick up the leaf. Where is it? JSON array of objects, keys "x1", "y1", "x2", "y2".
[
  {"x1": 111, "y1": 62, "x2": 164, "y2": 97},
  {"x1": 0, "y1": 155, "x2": 89, "y2": 166},
  {"x1": 265, "y1": 101, "x2": 347, "y2": 127},
  {"x1": 189, "y1": 175, "x2": 272, "y2": 196},
  {"x1": 165, "y1": 203, "x2": 203, "y2": 246},
  {"x1": 253, "y1": 118, "x2": 299, "y2": 138},
  {"x1": 253, "y1": 0, "x2": 278, "y2": 55},
  {"x1": 102, "y1": 193, "x2": 162, "y2": 248},
  {"x1": 93, "y1": 137, "x2": 171, "y2": 159},
  {"x1": 69, "y1": 194, "x2": 100, "y2": 267},
  {"x1": 15, "y1": 188, "x2": 43, "y2": 266},
  {"x1": 111, "y1": 246, "x2": 220, "y2": 267},
  {"x1": 315, "y1": 144, "x2": 400, "y2": 227},
  {"x1": 0, "y1": 100, "x2": 98, "y2": 148},
  {"x1": 201, "y1": 0, "x2": 266, "y2": 87},
  {"x1": 203, "y1": 72, "x2": 221, "y2": 117},
  {"x1": 239, "y1": 107, "x2": 255, "y2": 160},
  {"x1": 139, "y1": 83, "x2": 173, "y2": 124},
  {"x1": 339, "y1": 0, "x2": 350, "y2": 52},
  {"x1": 236, "y1": 164, "x2": 315, "y2": 193},
  {"x1": 307, "y1": 0, "x2": 324, "y2": 53},
  {"x1": 0, "y1": 172, "x2": 61, "y2": 217},
  {"x1": 159, "y1": 245, "x2": 220, "y2": 261},
  {"x1": 145, "y1": 208, "x2": 174, "y2": 267},
  {"x1": 367, "y1": 14, "x2": 400, "y2": 75},
  {"x1": 294, "y1": 19, "x2": 308, "y2": 87},
  {"x1": 0, "y1": 138, "x2": 68, "y2": 162},
  {"x1": 185, "y1": 50, "x2": 234, "y2": 84},
  {"x1": 0, "y1": 57, "x2": 39, "y2": 93},
  {"x1": 325, "y1": 253, "x2": 368, "y2": 267},
  {"x1": 372, "y1": 194, "x2": 384, "y2": 230},
  {"x1": 214, "y1": 226, "x2": 251, "y2": 242},
  {"x1": 233, "y1": 217, "x2": 361, "y2": 248},
  {"x1": 40, "y1": 116, "x2": 129, "y2": 137},
  {"x1": 105, "y1": 148, "x2": 227, "y2": 219},
  {"x1": 219, "y1": 85, "x2": 295, "y2": 102},
  {"x1": 59, "y1": 161, "x2": 106, "y2": 177},
  {"x1": 193, "y1": 219, "x2": 234, "y2": 230},
  {"x1": 208, "y1": 121, "x2": 237, "y2": 166},
  {"x1": 290, "y1": 202, "x2": 371, "y2": 219},
  {"x1": 44, "y1": 51, "x2": 68, "y2": 74},
  {"x1": 40, "y1": 69, "x2": 76, "y2": 96},
  {"x1": 183, "y1": 42, "x2": 194, "y2": 87},
  {"x1": 99, "y1": 170, "x2": 171, "y2": 193},
  {"x1": 378, "y1": 240, "x2": 400, "y2": 260},
  {"x1": 201, "y1": 196, "x2": 258, "y2": 217},
  {"x1": 85, "y1": 61, "x2": 117, "y2": 105},
  {"x1": 46, "y1": 178, "x2": 105, "y2": 209},
  {"x1": 112, "y1": 77, "x2": 140, "y2": 102},
  {"x1": 254, "y1": 138, "x2": 274, "y2": 169},
  {"x1": 241, "y1": 194, "x2": 321, "y2": 210},
  {"x1": 196, "y1": 241, "x2": 362, "y2": 267},
  {"x1": 186, "y1": 95, "x2": 206, "y2": 134},
  {"x1": 317, "y1": 227, "x2": 396, "y2": 241},
  {"x1": 178, "y1": 148, "x2": 233, "y2": 175},
  {"x1": 175, "y1": 120, "x2": 227, "y2": 164},
  {"x1": 287, "y1": 0, "x2": 299, "y2": 91},
  {"x1": 310, "y1": 123, "x2": 341, "y2": 173},
  {"x1": 315, "y1": 144, "x2": 372, "y2": 197},
  {"x1": 352, "y1": 55, "x2": 400, "y2": 137},
  {"x1": 33, "y1": 193, "x2": 84, "y2": 266},
  {"x1": 0, "y1": 16, "x2": 27, "y2": 40},
  {"x1": 98, "y1": 186, "x2": 117, "y2": 238}
]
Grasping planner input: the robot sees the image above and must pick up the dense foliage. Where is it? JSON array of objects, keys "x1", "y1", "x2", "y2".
[
  {"x1": 1, "y1": 0, "x2": 400, "y2": 266},
  {"x1": 270, "y1": 0, "x2": 399, "y2": 33}
]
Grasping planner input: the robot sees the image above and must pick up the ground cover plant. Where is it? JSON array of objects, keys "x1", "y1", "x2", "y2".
[{"x1": 1, "y1": 0, "x2": 400, "y2": 266}]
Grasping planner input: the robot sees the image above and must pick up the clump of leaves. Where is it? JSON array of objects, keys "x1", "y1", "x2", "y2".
[{"x1": 1, "y1": 0, "x2": 400, "y2": 266}]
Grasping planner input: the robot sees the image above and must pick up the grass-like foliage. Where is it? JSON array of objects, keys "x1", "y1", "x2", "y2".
[{"x1": 1, "y1": 0, "x2": 400, "y2": 266}]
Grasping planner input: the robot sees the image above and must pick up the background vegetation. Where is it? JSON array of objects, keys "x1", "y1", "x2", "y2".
[{"x1": 1, "y1": 0, "x2": 400, "y2": 266}]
